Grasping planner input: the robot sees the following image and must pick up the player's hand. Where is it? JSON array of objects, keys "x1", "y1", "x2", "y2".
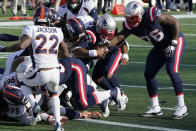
[
  {"x1": 0, "y1": 44, "x2": 5, "y2": 52},
  {"x1": 121, "y1": 54, "x2": 129, "y2": 65},
  {"x1": 97, "y1": 46, "x2": 108, "y2": 59},
  {"x1": 97, "y1": 39, "x2": 111, "y2": 47},
  {"x1": 165, "y1": 40, "x2": 177, "y2": 57}
]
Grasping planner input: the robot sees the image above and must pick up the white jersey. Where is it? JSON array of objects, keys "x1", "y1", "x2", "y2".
[
  {"x1": 22, "y1": 25, "x2": 64, "y2": 68},
  {"x1": 7, "y1": 104, "x2": 29, "y2": 118},
  {"x1": 3, "y1": 50, "x2": 24, "y2": 77},
  {"x1": 1, "y1": 72, "x2": 20, "y2": 87},
  {"x1": 58, "y1": 0, "x2": 95, "y2": 28}
]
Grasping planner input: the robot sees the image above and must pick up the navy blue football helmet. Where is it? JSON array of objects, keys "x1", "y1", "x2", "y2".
[
  {"x1": 2, "y1": 86, "x2": 28, "y2": 105},
  {"x1": 67, "y1": 0, "x2": 82, "y2": 14},
  {"x1": 33, "y1": 6, "x2": 52, "y2": 26},
  {"x1": 50, "y1": 8, "x2": 61, "y2": 23},
  {"x1": 64, "y1": 17, "x2": 85, "y2": 42}
]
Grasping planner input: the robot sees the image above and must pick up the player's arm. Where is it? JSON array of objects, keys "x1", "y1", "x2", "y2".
[
  {"x1": 120, "y1": 41, "x2": 129, "y2": 65},
  {"x1": 109, "y1": 29, "x2": 131, "y2": 47},
  {"x1": 0, "y1": 34, "x2": 20, "y2": 41},
  {"x1": 72, "y1": 47, "x2": 107, "y2": 59},
  {"x1": 59, "y1": 40, "x2": 70, "y2": 58},
  {"x1": 158, "y1": 14, "x2": 180, "y2": 41},
  {"x1": 1, "y1": 34, "x2": 31, "y2": 52}
]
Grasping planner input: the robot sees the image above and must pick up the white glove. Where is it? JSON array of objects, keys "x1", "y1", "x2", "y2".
[{"x1": 165, "y1": 40, "x2": 177, "y2": 57}]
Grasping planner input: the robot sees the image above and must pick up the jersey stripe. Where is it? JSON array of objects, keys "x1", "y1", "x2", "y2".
[
  {"x1": 109, "y1": 47, "x2": 122, "y2": 75},
  {"x1": 72, "y1": 63, "x2": 88, "y2": 108},
  {"x1": 174, "y1": 37, "x2": 183, "y2": 73},
  {"x1": 149, "y1": 7, "x2": 156, "y2": 22}
]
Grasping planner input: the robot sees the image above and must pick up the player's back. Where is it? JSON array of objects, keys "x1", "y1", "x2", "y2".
[{"x1": 23, "y1": 25, "x2": 64, "y2": 68}]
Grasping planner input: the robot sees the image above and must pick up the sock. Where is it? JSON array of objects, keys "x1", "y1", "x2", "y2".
[
  {"x1": 50, "y1": 95, "x2": 61, "y2": 125},
  {"x1": 177, "y1": 94, "x2": 185, "y2": 107},
  {"x1": 99, "y1": 77, "x2": 113, "y2": 90},
  {"x1": 94, "y1": 90, "x2": 111, "y2": 104},
  {"x1": 108, "y1": 76, "x2": 120, "y2": 88},
  {"x1": 150, "y1": 95, "x2": 159, "y2": 107},
  {"x1": 20, "y1": 85, "x2": 36, "y2": 107}
]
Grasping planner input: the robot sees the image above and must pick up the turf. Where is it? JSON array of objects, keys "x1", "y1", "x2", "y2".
[{"x1": 0, "y1": 12, "x2": 196, "y2": 131}]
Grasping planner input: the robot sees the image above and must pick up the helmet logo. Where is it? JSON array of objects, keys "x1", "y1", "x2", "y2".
[
  {"x1": 103, "y1": 19, "x2": 107, "y2": 26},
  {"x1": 132, "y1": 3, "x2": 139, "y2": 10}
]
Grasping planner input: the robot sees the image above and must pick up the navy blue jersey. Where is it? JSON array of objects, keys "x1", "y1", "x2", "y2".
[
  {"x1": 123, "y1": 7, "x2": 173, "y2": 48},
  {"x1": 59, "y1": 58, "x2": 72, "y2": 85}
]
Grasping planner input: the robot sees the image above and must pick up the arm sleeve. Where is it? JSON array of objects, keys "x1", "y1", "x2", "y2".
[{"x1": 0, "y1": 34, "x2": 19, "y2": 41}]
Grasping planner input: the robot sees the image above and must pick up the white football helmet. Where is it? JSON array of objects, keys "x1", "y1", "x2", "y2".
[
  {"x1": 96, "y1": 14, "x2": 116, "y2": 40},
  {"x1": 124, "y1": 1, "x2": 144, "y2": 29}
]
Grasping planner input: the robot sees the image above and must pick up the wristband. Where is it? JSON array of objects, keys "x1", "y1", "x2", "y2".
[
  {"x1": 171, "y1": 40, "x2": 177, "y2": 47},
  {"x1": 89, "y1": 50, "x2": 97, "y2": 57},
  {"x1": 122, "y1": 53, "x2": 129, "y2": 60}
]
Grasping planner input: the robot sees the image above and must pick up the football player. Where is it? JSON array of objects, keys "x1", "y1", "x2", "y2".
[
  {"x1": 70, "y1": 14, "x2": 129, "y2": 116},
  {"x1": 58, "y1": 0, "x2": 98, "y2": 28},
  {"x1": 108, "y1": 1, "x2": 187, "y2": 119},
  {"x1": 0, "y1": 65, "x2": 101, "y2": 125},
  {"x1": 0, "y1": 6, "x2": 69, "y2": 131}
]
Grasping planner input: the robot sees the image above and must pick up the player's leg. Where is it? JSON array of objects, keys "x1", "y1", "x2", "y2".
[
  {"x1": 92, "y1": 59, "x2": 113, "y2": 90},
  {"x1": 92, "y1": 47, "x2": 122, "y2": 90},
  {"x1": 42, "y1": 68, "x2": 62, "y2": 129},
  {"x1": 143, "y1": 48, "x2": 165, "y2": 116},
  {"x1": 166, "y1": 33, "x2": 188, "y2": 119},
  {"x1": 70, "y1": 58, "x2": 89, "y2": 110}
]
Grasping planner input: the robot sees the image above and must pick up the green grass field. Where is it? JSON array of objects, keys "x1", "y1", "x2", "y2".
[{"x1": 0, "y1": 12, "x2": 196, "y2": 130}]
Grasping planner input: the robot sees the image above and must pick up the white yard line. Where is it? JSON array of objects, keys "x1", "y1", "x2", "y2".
[
  {"x1": 120, "y1": 84, "x2": 196, "y2": 91},
  {"x1": 1, "y1": 52, "x2": 196, "y2": 67},
  {"x1": 78, "y1": 119, "x2": 189, "y2": 131},
  {"x1": 130, "y1": 61, "x2": 196, "y2": 67},
  {"x1": 129, "y1": 44, "x2": 196, "y2": 50}
]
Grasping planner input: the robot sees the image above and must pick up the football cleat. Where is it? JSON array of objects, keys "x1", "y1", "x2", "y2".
[
  {"x1": 142, "y1": 105, "x2": 163, "y2": 117},
  {"x1": 48, "y1": 115, "x2": 69, "y2": 126},
  {"x1": 55, "y1": 123, "x2": 64, "y2": 131},
  {"x1": 110, "y1": 87, "x2": 126, "y2": 111},
  {"x1": 80, "y1": 111, "x2": 102, "y2": 119},
  {"x1": 121, "y1": 92, "x2": 128, "y2": 104},
  {"x1": 171, "y1": 105, "x2": 188, "y2": 120},
  {"x1": 99, "y1": 99, "x2": 110, "y2": 117},
  {"x1": 31, "y1": 103, "x2": 41, "y2": 125}
]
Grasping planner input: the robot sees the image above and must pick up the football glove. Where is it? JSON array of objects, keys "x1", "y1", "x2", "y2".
[
  {"x1": 165, "y1": 40, "x2": 177, "y2": 57},
  {"x1": 0, "y1": 44, "x2": 5, "y2": 52}
]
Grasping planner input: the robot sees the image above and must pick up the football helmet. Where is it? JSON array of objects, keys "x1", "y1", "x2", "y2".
[
  {"x1": 96, "y1": 14, "x2": 116, "y2": 40},
  {"x1": 124, "y1": 1, "x2": 144, "y2": 29},
  {"x1": 2, "y1": 86, "x2": 28, "y2": 105},
  {"x1": 67, "y1": 0, "x2": 82, "y2": 14},
  {"x1": 50, "y1": 8, "x2": 61, "y2": 23},
  {"x1": 33, "y1": 6, "x2": 52, "y2": 26},
  {"x1": 64, "y1": 17, "x2": 85, "y2": 42}
]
